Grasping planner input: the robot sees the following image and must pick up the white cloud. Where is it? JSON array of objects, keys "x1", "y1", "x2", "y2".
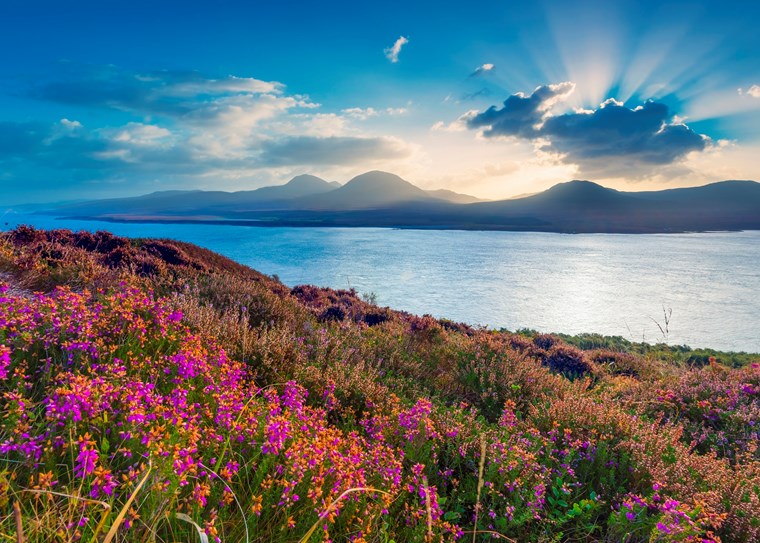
[
  {"x1": 168, "y1": 75, "x2": 282, "y2": 96},
  {"x1": 341, "y1": 107, "x2": 407, "y2": 120},
  {"x1": 59, "y1": 118, "x2": 83, "y2": 130},
  {"x1": 111, "y1": 122, "x2": 171, "y2": 145},
  {"x1": 384, "y1": 36, "x2": 409, "y2": 63},
  {"x1": 342, "y1": 107, "x2": 379, "y2": 120},
  {"x1": 470, "y1": 63, "x2": 494, "y2": 77},
  {"x1": 738, "y1": 84, "x2": 760, "y2": 98},
  {"x1": 431, "y1": 111, "x2": 478, "y2": 133}
]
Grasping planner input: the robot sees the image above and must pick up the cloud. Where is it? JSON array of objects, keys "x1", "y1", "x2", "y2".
[
  {"x1": 467, "y1": 82, "x2": 575, "y2": 138},
  {"x1": 28, "y1": 65, "x2": 302, "y2": 122},
  {"x1": 466, "y1": 82, "x2": 708, "y2": 175},
  {"x1": 342, "y1": 107, "x2": 379, "y2": 120},
  {"x1": 258, "y1": 136, "x2": 412, "y2": 166},
  {"x1": 738, "y1": 85, "x2": 760, "y2": 98},
  {"x1": 469, "y1": 63, "x2": 494, "y2": 77},
  {"x1": 110, "y1": 123, "x2": 172, "y2": 145},
  {"x1": 341, "y1": 107, "x2": 408, "y2": 120},
  {"x1": 384, "y1": 36, "x2": 409, "y2": 63}
]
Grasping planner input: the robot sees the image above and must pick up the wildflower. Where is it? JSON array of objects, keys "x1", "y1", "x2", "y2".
[
  {"x1": 251, "y1": 495, "x2": 263, "y2": 516},
  {"x1": 0, "y1": 345, "x2": 10, "y2": 379},
  {"x1": 167, "y1": 310, "x2": 183, "y2": 323},
  {"x1": 192, "y1": 482, "x2": 211, "y2": 508},
  {"x1": 74, "y1": 434, "x2": 98, "y2": 478},
  {"x1": 90, "y1": 467, "x2": 118, "y2": 498}
]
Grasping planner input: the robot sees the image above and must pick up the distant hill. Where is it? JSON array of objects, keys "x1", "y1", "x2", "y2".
[
  {"x1": 427, "y1": 189, "x2": 485, "y2": 204},
  {"x1": 47, "y1": 173, "x2": 760, "y2": 233},
  {"x1": 48, "y1": 170, "x2": 483, "y2": 216},
  {"x1": 53, "y1": 174, "x2": 339, "y2": 216},
  {"x1": 293, "y1": 171, "x2": 437, "y2": 210},
  {"x1": 455, "y1": 179, "x2": 760, "y2": 232}
]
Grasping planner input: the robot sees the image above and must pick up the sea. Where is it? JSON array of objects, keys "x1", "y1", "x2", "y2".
[{"x1": 3, "y1": 211, "x2": 759, "y2": 353}]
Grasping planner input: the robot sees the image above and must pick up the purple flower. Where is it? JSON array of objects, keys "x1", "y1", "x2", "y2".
[
  {"x1": 167, "y1": 311, "x2": 183, "y2": 323},
  {"x1": 75, "y1": 446, "x2": 98, "y2": 478}
]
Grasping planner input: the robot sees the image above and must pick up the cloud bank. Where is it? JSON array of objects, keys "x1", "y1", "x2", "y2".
[{"x1": 465, "y1": 82, "x2": 709, "y2": 175}]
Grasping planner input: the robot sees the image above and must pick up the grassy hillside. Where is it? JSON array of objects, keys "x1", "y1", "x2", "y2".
[{"x1": 1, "y1": 226, "x2": 758, "y2": 542}]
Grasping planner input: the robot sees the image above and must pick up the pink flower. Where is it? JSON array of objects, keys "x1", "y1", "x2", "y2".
[
  {"x1": 0, "y1": 345, "x2": 10, "y2": 380},
  {"x1": 75, "y1": 445, "x2": 98, "y2": 478}
]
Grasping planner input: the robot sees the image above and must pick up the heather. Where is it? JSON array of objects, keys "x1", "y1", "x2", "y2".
[{"x1": 1, "y1": 227, "x2": 759, "y2": 542}]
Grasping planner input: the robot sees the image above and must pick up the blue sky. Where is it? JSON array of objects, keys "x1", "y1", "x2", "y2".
[{"x1": 2, "y1": 0, "x2": 760, "y2": 204}]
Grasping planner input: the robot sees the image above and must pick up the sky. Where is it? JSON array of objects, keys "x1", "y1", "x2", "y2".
[{"x1": 1, "y1": 0, "x2": 760, "y2": 205}]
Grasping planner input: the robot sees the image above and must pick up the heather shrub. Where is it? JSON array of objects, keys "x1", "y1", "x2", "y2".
[
  {"x1": 542, "y1": 344, "x2": 596, "y2": 380},
  {"x1": 1, "y1": 226, "x2": 758, "y2": 543}
]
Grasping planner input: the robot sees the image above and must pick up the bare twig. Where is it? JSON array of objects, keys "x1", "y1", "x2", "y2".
[
  {"x1": 103, "y1": 461, "x2": 152, "y2": 543},
  {"x1": 13, "y1": 501, "x2": 24, "y2": 543},
  {"x1": 473, "y1": 436, "x2": 487, "y2": 543},
  {"x1": 297, "y1": 487, "x2": 392, "y2": 543},
  {"x1": 422, "y1": 475, "x2": 433, "y2": 542}
]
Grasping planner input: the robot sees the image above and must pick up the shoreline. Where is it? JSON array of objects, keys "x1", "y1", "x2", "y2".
[{"x1": 49, "y1": 213, "x2": 751, "y2": 235}]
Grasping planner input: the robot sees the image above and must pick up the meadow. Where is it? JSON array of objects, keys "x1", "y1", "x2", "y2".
[{"x1": 1, "y1": 226, "x2": 758, "y2": 542}]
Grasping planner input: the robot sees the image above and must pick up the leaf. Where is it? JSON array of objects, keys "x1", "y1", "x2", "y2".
[
  {"x1": 175, "y1": 513, "x2": 209, "y2": 543},
  {"x1": 102, "y1": 462, "x2": 151, "y2": 543}
]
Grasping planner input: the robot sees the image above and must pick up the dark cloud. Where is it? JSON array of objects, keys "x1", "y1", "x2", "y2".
[
  {"x1": 259, "y1": 136, "x2": 411, "y2": 166},
  {"x1": 542, "y1": 100, "x2": 706, "y2": 165},
  {"x1": 466, "y1": 83, "x2": 708, "y2": 173},
  {"x1": 467, "y1": 82, "x2": 574, "y2": 138}
]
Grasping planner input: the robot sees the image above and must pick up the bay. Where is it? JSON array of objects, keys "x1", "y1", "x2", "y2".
[{"x1": 3, "y1": 211, "x2": 759, "y2": 353}]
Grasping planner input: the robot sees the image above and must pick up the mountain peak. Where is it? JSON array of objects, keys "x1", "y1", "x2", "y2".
[
  {"x1": 302, "y1": 171, "x2": 434, "y2": 210},
  {"x1": 345, "y1": 170, "x2": 410, "y2": 186},
  {"x1": 549, "y1": 180, "x2": 610, "y2": 192},
  {"x1": 285, "y1": 174, "x2": 330, "y2": 188}
]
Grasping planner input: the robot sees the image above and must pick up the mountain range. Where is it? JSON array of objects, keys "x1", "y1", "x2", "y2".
[{"x1": 46, "y1": 171, "x2": 760, "y2": 233}]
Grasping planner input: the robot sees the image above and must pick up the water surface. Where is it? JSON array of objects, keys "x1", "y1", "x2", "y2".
[{"x1": 3, "y1": 212, "x2": 759, "y2": 352}]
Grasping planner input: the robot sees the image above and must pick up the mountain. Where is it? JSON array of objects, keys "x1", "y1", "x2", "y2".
[
  {"x1": 427, "y1": 189, "x2": 485, "y2": 204},
  {"x1": 47, "y1": 171, "x2": 485, "y2": 218},
  {"x1": 52, "y1": 174, "x2": 338, "y2": 217},
  {"x1": 293, "y1": 171, "x2": 438, "y2": 210},
  {"x1": 242, "y1": 174, "x2": 337, "y2": 202},
  {"x1": 463, "y1": 179, "x2": 760, "y2": 232},
  {"x1": 47, "y1": 174, "x2": 760, "y2": 233}
]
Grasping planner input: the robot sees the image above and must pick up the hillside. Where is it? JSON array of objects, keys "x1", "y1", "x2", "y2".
[
  {"x1": 1, "y1": 226, "x2": 758, "y2": 542},
  {"x1": 48, "y1": 174, "x2": 760, "y2": 233},
  {"x1": 52, "y1": 174, "x2": 340, "y2": 217}
]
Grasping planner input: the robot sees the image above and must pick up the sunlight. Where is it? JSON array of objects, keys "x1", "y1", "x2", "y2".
[{"x1": 542, "y1": 0, "x2": 623, "y2": 108}]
